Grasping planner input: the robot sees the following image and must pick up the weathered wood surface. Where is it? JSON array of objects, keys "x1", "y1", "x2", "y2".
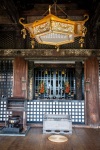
[
  {"x1": 84, "y1": 56, "x2": 100, "y2": 126},
  {"x1": 13, "y1": 57, "x2": 28, "y2": 98},
  {"x1": 0, "y1": 127, "x2": 100, "y2": 150}
]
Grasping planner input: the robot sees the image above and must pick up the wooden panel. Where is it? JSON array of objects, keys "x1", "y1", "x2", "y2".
[
  {"x1": 84, "y1": 56, "x2": 100, "y2": 126},
  {"x1": 13, "y1": 57, "x2": 28, "y2": 98}
]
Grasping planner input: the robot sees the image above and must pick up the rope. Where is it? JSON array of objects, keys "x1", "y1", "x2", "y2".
[{"x1": 56, "y1": 4, "x2": 68, "y2": 16}]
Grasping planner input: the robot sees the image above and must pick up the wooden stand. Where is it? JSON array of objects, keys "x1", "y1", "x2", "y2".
[{"x1": 5, "y1": 97, "x2": 27, "y2": 132}]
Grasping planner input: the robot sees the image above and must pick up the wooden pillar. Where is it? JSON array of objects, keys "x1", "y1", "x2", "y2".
[
  {"x1": 84, "y1": 56, "x2": 100, "y2": 127},
  {"x1": 28, "y1": 61, "x2": 34, "y2": 100},
  {"x1": 13, "y1": 56, "x2": 28, "y2": 98},
  {"x1": 75, "y1": 62, "x2": 82, "y2": 100}
]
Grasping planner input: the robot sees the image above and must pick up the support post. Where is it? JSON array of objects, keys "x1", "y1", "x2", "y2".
[
  {"x1": 75, "y1": 62, "x2": 83, "y2": 100},
  {"x1": 84, "y1": 56, "x2": 100, "y2": 127}
]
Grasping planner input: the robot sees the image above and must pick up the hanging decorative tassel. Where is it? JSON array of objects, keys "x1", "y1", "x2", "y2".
[
  {"x1": 31, "y1": 40, "x2": 35, "y2": 48},
  {"x1": 82, "y1": 26, "x2": 87, "y2": 37},
  {"x1": 55, "y1": 46, "x2": 59, "y2": 52},
  {"x1": 79, "y1": 37, "x2": 84, "y2": 48},
  {"x1": 21, "y1": 29, "x2": 27, "y2": 39}
]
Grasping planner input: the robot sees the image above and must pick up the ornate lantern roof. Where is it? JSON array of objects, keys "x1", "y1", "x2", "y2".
[{"x1": 19, "y1": 2, "x2": 89, "y2": 50}]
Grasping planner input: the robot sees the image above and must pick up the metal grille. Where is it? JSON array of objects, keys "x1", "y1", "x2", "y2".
[
  {"x1": 34, "y1": 68, "x2": 76, "y2": 99},
  {"x1": 0, "y1": 60, "x2": 13, "y2": 98},
  {"x1": 27, "y1": 100, "x2": 84, "y2": 124},
  {"x1": 0, "y1": 99, "x2": 84, "y2": 124},
  {"x1": 0, "y1": 31, "x2": 15, "y2": 49}
]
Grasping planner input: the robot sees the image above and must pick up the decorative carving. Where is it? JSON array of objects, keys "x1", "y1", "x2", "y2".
[
  {"x1": 28, "y1": 62, "x2": 34, "y2": 100},
  {"x1": 34, "y1": 64, "x2": 75, "y2": 68},
  {"x1": 0, "y1": 49, "x2": 100, "y2": 59},
  {"x1": 75, "y1": 62, "x2": 83, "y2": 100}
]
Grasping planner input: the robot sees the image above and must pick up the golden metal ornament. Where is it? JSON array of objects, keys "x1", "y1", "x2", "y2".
[
  {"x1": 19, "y1": 2, "x2": 89, "y2": 48},
  {"x1": 21, "y1": 28, "x2": 27, "y2": 39},
  {"x1": 79, "y1": 37, "x2": 84, "y2": 48},
  {"x1": 31, "y1": 40, "x2": 35, "y2": 48}
]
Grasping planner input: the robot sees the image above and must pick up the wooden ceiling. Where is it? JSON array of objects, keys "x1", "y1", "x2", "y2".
[{"x1": 0, "y1": 0, "x2": 99, "y2": 22}]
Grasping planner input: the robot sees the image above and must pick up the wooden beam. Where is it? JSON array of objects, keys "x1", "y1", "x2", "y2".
[
  {"x1": 1, "y1": 0, "x2": 19, "y2": 23},
  {"x1": 21, "y1": 4, "x2": 87, "y2": 17}
]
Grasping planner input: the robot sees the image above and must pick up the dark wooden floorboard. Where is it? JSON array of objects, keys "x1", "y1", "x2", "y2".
[
  {"x1": 72, "y1": 128, "x2": 97, "y2": 150},
  {"x1": 0, "y1": 127, "x2": 100, "y2": 150}
]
